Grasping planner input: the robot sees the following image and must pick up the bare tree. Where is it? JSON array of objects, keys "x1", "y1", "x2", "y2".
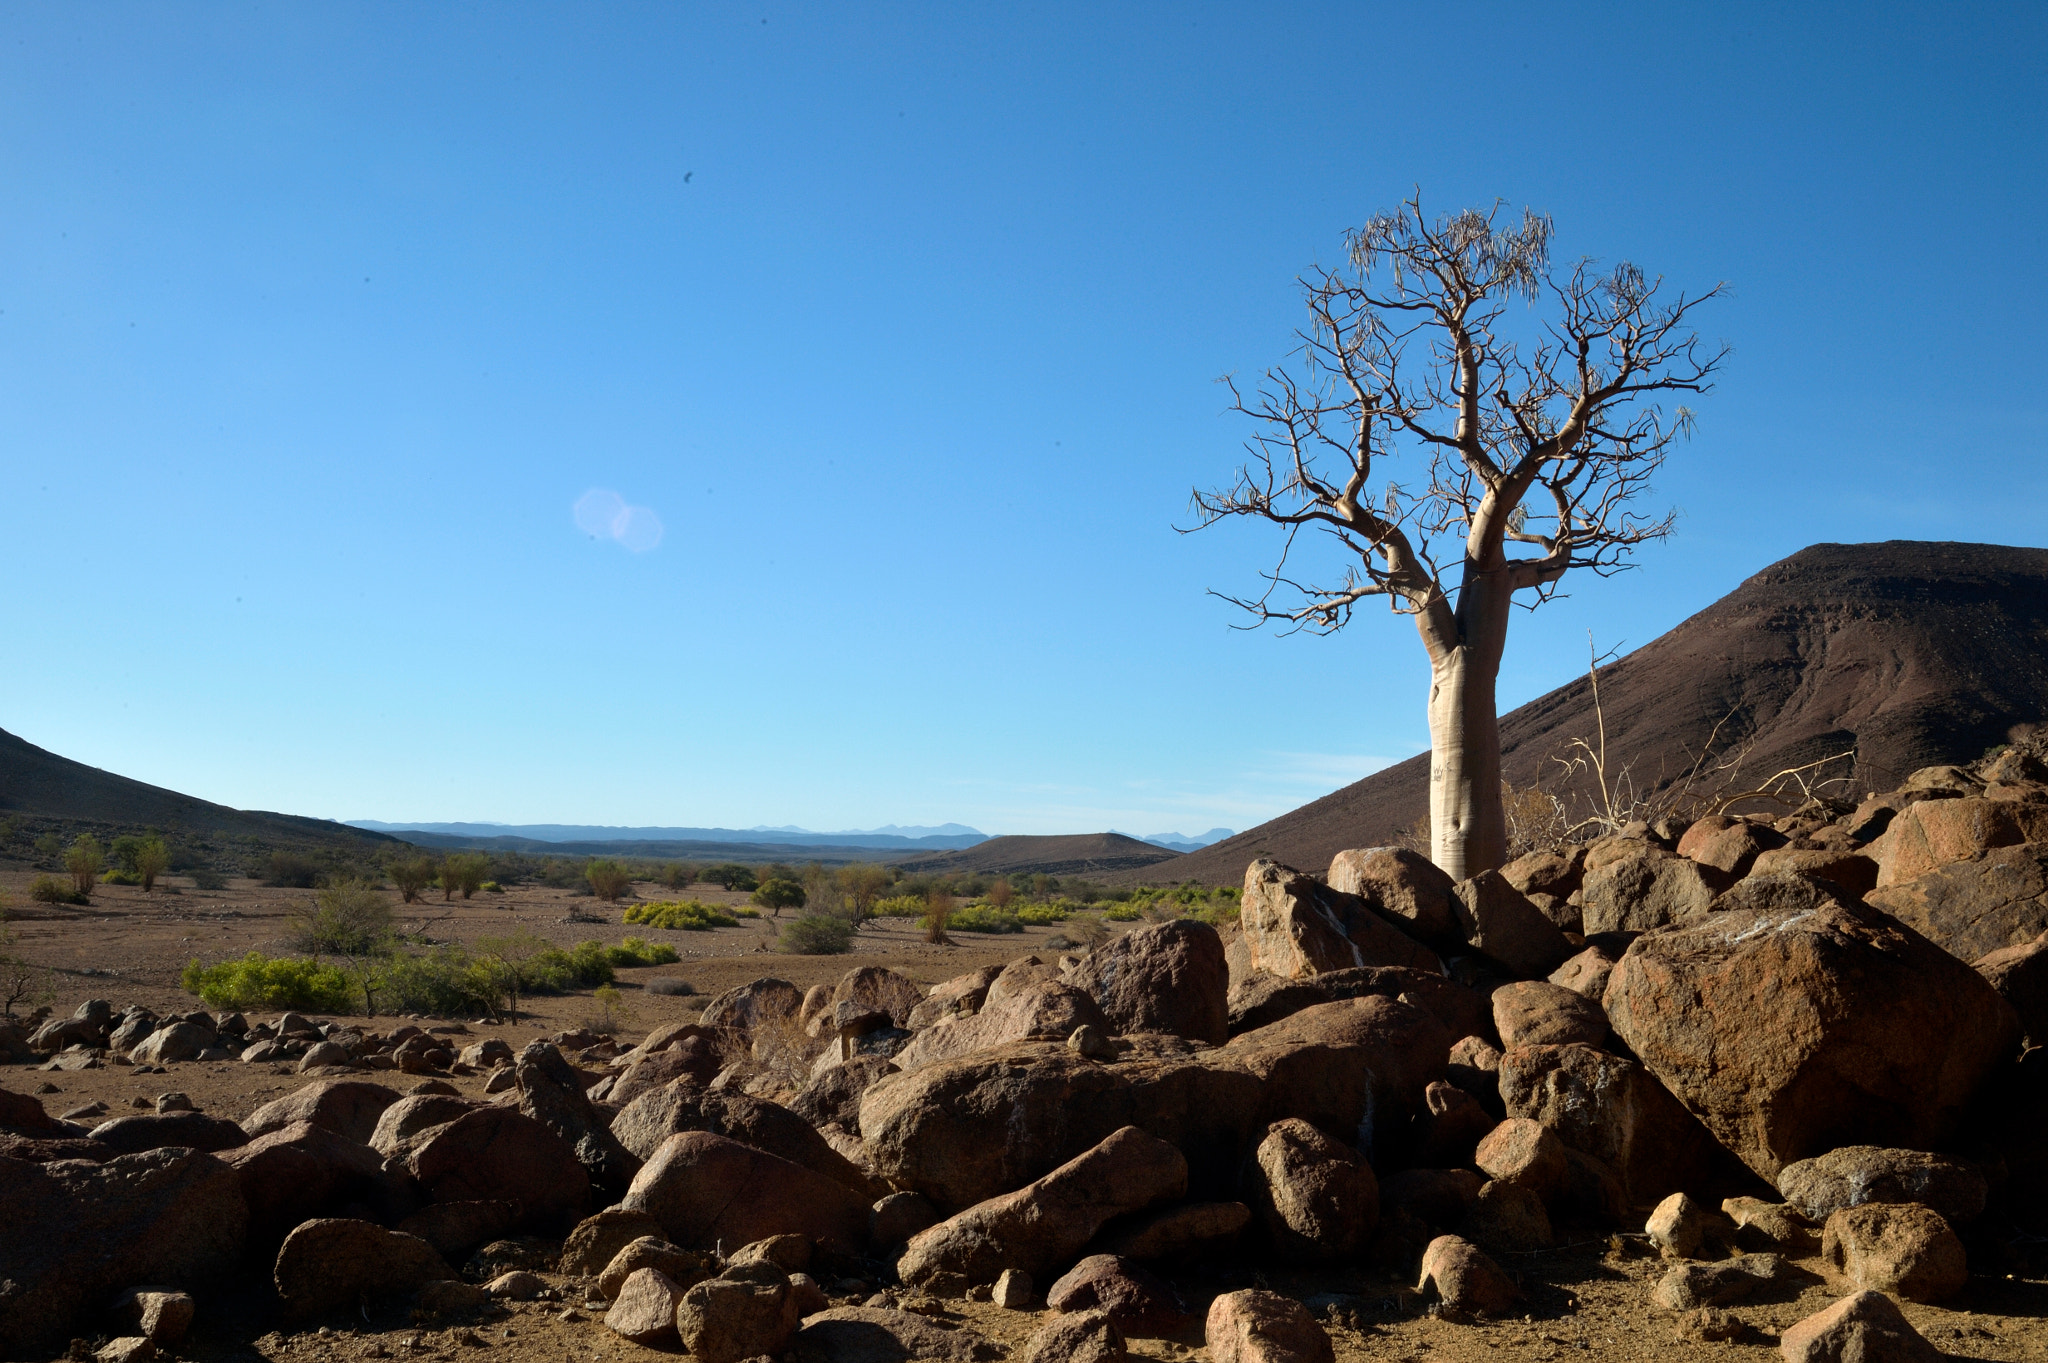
[{"x1": 1191, "y1": 193, "x2": 1725, "y2": 878}]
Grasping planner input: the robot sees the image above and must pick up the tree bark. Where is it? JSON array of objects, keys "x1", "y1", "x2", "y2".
[{"x1": 1420, "y1": 569, "x2": 1513, "y2": 880}]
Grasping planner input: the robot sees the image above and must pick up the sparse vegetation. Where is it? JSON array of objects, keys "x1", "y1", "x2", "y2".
[
  {"x1": 700, "y1": 862, "x2": 759, "y2": 892},
  {"x1": 660, "y1": 862, "x2": 701, "y2": 891},
  {"x1": 64, "y1": 835, "x2": 104, "y2": 897},
  {"x1": 750, "y1": 878, "x2": 807, "y2": 917},
  {"x1": 624, "y1": 899, "x2": 738, "y2": 931},
  {"x1": 444, "y1": 852, "x2": 489, "y2": 900},
  {"x1": 183, "y1": 952, "x2": 354, "y2": 1013},
  {"x1": 30, "y1": 875, "x2": 87, "y2": 906},
  {"x1": 947, "y1": 904, "x2": 1022, "y2": 934},
  {"x1": 473, "y1": 930, "x2": 552, "y2": 1021},
  {"x1": 835, "y1": 863, "x2": 893, "y2": 927},
  {"x1": 0, "y1": 903, "x2": 54, "y2": 1018},
  {"x1": 646, "y1": 976, "x2": 696, "y2": 997},
  {"x1": 778, "y1": 911, "x2": 854, "y2": 954},
  {"x1": 388, "y1": 856, "x2": 436, "y2": 904},
  {"x1": 134, "y1": 836, "x2": 170, "y2": 892},
  {"x1": 583, "y1": 983, "x2": 634, "y2": 1035},
  {"x1": 922, "y1": 891, "x2": 956, "y2": 945},
  {"x1": 290, "y1": 878, "x2": 395, "y2": 957},
  {"x1": 260, "y1": 851, "x2": 320, "y2": 889},
  {"x1": 585, "y1": 859, "x2": 634, "y2": 903},
  {"x1": 604, "y1": 936, "x2": 680, "y2": 967},
  {"x1": 872, "y1": 894, "x2": 926, "y2": 918}
]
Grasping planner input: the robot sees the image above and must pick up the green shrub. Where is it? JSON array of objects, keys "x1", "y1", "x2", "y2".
[
  {"x1": 750, "y1": 878, "x2": 807, "y2": 916},
  {"x1": 1016, "y1": 903, "x2": 1069, "y2": 926},
  {"x1": 444, "y1": 853, "x2": 490, "y2": 900},
  {"x1": 65, "y1": 836, "x2": 105, "y2": 896},
  {"x1": 732, "y1": 905, "x2": 761, "y2": 919},
  {"x1": 586, "y1": 859, "x2": 634, "y2": 902},
  {"x1": 183, "y1": 952, "x2": 354, "y2": 1012},
  {"x1": 647, "y1": 976, "x2": 696, "y2": 996},
  {"x1": 100, "y1": 869, "x2": 144, "y2": 886},
  {"x1": 777, "y1": 913, "x2": 854, "y2": 954},
  {"x1": 872, "y1": 895, "x2": 926, "y2": 918},
  {"x1": 189, "y1": 867, "x2": 229, "y2": 891},
  {"x1": 521, "y1": 941, "x2": 616, "y2": 994},
  {"x1": 377, "y1": 947, "x2": 500, "y2": 1017},
  {"x1": 260, "y1": 851, "x2": 321, "y2": 889},
  {"x1": 388, "y1": 855, "x2": 436, "y2": 903},
  {"x1": 624, "y1": 900, "x2": 739, "y2": 931},
  {"x1": 480, "y1": 880, "x2": 504, "y2": 894},
  {"x1": 1104, "y1": 902, "x2": 1143, "y2": 922},
  {"x1": 701, "y1": 863, "x2": 759, "y2": 892},
  {"x1": 605, "y1": 936, "x2": 681, "y2": 967},
  {"x1": 292, "y1": 879, "x2": 395, "y2": 957},
  {"x1": 948, "y1": 904, "x2": 1023, "y2": 934},
  {"x1": 30, "y1": 876, "x2": 87, "y2": 905}
]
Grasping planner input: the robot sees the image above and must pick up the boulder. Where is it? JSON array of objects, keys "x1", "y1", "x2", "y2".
[
  {"x1": 1497, "y1": 1042, "x2": 1719, "y2": 1203},
  {"x1": 1380, "y1": 1169, "x2": 1485, "y2": 1228},
  {"x1": 395, "y1": 1200, "x2": 524, "y2": 1257},
  {"x1": 1018, "y1": 1309, "x2": 1125, "y2": 1363},
  {"x1": 608, "y1": 1034, "x2": 723, "y2": 1104},
  {"x1": 94, "y1": 1339, "x2": 152, "y2": 1363},
  {"x1": 889, "y1": 980, "x2": 1108, "y2": 1073},
  {"x1": 993, "y1": 1267, "x2": 1036, "y2": 1309},
  {"x1": 241, "y1": 1078, "x2": 401, "y2": 1145},
  {"x1": 1977, "y1": 930, "x2": 2048, "y2": 1046},
  {"x1": 368, "y1": 1093, "x2": 485, "y2": 1158},
  {"x1": 1219, "y1": 996, "x2": 1450, "y2": 1152},
  {"x1": 1869, "y1": 795, "x2": 2048, "y2": 886},
  {"x1": 1416, "y1": 1234, "x2": 1517, "y2": 1316},
  {"x1": 790, "y1": 1307, "x2": 1003, "y2": 1363},
  {"x1": 110, "y1": 1288, "x2": 194, "y2": 1346},
  {"x1": 1645, "y1": 1192, "x2": 1734, "y2": 1259},
  {"x1": 1045, "y1": 1254, "x2": 1189, "y2": 1337},
  {"x1": 1777, "y1": 1145, "x2": 1987, "y2": 1224},
  {"x1": 834, "y1": 966, "x2": 927, "y2": 1028},
  {"x1": 1821, "y1": 1203, "x2": 1966, "y2": 1304},
  {"x1": 1327, "y1": 846, "x2": 1461, "y2": 945},
  {"x1": 1651, "y1": 1254, "x2": 1784, "y2": 1311},
  {"x1": 611, "y1": 1079, "x2": 871, "y2": 1195},
  {"x1": 871, "y1": 1190, "x2": 940, "y2": 1248},
  {"x1": 1778, "y1": 1290, "x2": 1944, "y2": 1363},
  {"x1": 790, "y1": 1054, "x2": 897, "y2": 1133},
  {"x1": 129, "y1": 1022, "x2": 210, "y2": 1066},
  {"x1": 1869, "y1": 843, "x2": 2048, "y2": 961},
  {"x1": 1204, "y1": 1289, "x2": 1335, "y2": 1363},
  {"x1": 896, "y1": 1126, "x2": 1186, "y2": 1287},
  {"x1": 1241, "y1": 858, "x2": 1439, "y2": 978},
  {"x1": 1473, "y1": 1118, "x2": 1567, "y2": 1201},
  {"x1": 1243, "y1": 1118, "x2": 1376, "y2": 1262},
  {"x1": 1092, "y1": 1200, "x2": 1251, "y2": 1260},
  {"x1": 406, "y1": 1106, "x2": 592, "y2": 1233},
  {"x1": 1450, "y1": 872, "x2": 1574, "y2": 977},
  {"x1": 1722, "y1": 1196, "x2": 1818, "y2": 1253},
  {"x1": 1490, "y1": 981, "x2": 1606, "y2": 1049},
  {"x1": 1749, "y1": 848, "x2": 1880, "y2": 897},
  {"x1": 221, "y1": 1118, "x2": 398, "y2": 1242},
  {"x1": 1603, "y1": 875, "x2": 2019, "y2": 1179},
  {"x1": 602, "y1": 1267, "x2": 683, "y2": 1347},
  {"x1": 1580, "y1": 849, "x2": 1725, "y2": 936},
  {"x1": 1226, "y1": 965, "x2": 1490, "y2": 1042},
  {"x1": 699, "y1": 977, "x2": 805, "y2": 1038},
  {"x1": 0, "y1": 1148, "x2": 247, "y2": 1351},
  {"x1": 1499, "y1": 846, "x2": 1587, "y2": 902},
  {"x1": 598, "y1": 1236, "x2": 715, "y2": 1299},
  {"x1": 675, "y1": 1262, "x2": 803, "y2": 1363},
  {"x1": 1555, "y1": 1149, "x2": 1630, "y2": 1226},
  {"x1": 1462, "y1": 1179, "x2": 1551, "y2": 1252},
  {"x1": 1546, "y1": 946, "x2": 1617, "y2": 1001},
  {"x1": 907, "y1": 966, "x2": 1002, "y2": 1030},
  {"x1": 621, "y1": 1130, "x2": 870, "y2": 1254},
  {"x1": 1063, "y1": 918, "x2": 1229, "y2": 1045},
  {"x1": 1677, "y1": 817, "x2": 1787, "y2": 877},
  {"x1": 1415, "y1": 1080, "x2": 1494, "y2": 1166},
  {"x1": 273, "y1": 1218, "x2": 454, "y2": 1321},
  {"x1": 559, "y1": 1207, "x2": 668, "y2": 1275},
  {"x1": 87, "y1": 1112, "x2": 248, "y2": 1156},
  {"x1": 515, "y1": 1041, "x2": 641, "y2": 1196}
]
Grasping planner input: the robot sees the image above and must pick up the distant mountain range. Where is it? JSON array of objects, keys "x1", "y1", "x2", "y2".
[
  {"x1": 346, "y1": 820, "x2": 989, "y2": 851},
  {"x1": 1126, "y1": 828, "x2": 1236, "y2": 852}
]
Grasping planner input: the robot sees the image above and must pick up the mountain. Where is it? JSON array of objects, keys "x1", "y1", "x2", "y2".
[
  {"x1": 1145, "y1": 541, "x2": 2048, "y2": 888},
  {"x1": 0, "y1": 726, "x2": 400, "y2": 866},
  {"x1": 1130, "y1": 828, "x2": 1236, "y2": 852},
  {"x1": 348, "y1": 821, "x2": 987, "y2": 851},
  {"x1": 890, "y1": 833, "x2": 1184, "y2": 878}
]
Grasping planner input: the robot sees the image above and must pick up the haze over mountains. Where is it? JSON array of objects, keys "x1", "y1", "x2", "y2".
[{"x1": 348, "y1": 821, "x2": 1239, "y2": 855}]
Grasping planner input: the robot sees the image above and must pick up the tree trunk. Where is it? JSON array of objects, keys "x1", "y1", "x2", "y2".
[{"x1": 1426, "y1": 646, "x2": 1507, "y2": 879}]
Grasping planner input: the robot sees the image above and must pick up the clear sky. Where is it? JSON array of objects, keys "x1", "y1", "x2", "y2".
[{"x1": 3, "y1": 3, "x2": 2043, "y2": 837}]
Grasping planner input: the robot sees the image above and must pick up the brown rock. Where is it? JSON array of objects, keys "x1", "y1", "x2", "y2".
[
  {"x1": 897, "y1": 1126, "x2": 1187, "y2": 1286},
  {"x1": 993, "y1": 1268, "x2": 1036, "y2": 1309},
  {"x1": 1581, "y1": 849, "x2": 1726, "y2": 936},
  {"x1": 1093, "y1": 1200, "x2": 1251, "y2": 1260},
  {"x1": 1450, "y1": 872, "x2": 1574, "y2": 977},
  {"x1": 220, "y1": 1118, "x2": 395, "y2": 1243},
  {"x1": 1416, "y1": 1080, "x2": 1494, "y2": 1166},
  {"x1": 1651, "y1": 1254, "x2": 1783, "y2": 1310},
  {"x1": 1328, "y1": 846, "x2": 1462, "y2": 944},
  {"x1": 831, "y1": 966, "x2": 926, "y2": 1027},
  {"x1": 1777, "y1": 1290, "x2": 1944, "y2": 1363},
  {"x1": 1462, "y1": 1179, "x2": 1551, "y2": 1251},
  {"x1": 1244, "y1": 1118, "x2": 1376, "y2": 1262},
  {"x1": 1678, "y1": 816, "x2": 1786, "y2": 876},
  {"x1": 395, "y1": 1200, "x2": 524, "y2": 1258},
  {"x1": 1869, "y1": 796, "x2": 2048, "y2": 886},
  {"x1": 1777, "y1": 1145, "x2": 1987, "y2": 1224},
  {"x1": 1555, "y1": 1148, "x2": 1630, "y2": 1226},
  {"x1": 1226, "y1": 966, "x2": 1489, "y2": 1041},
  {"x1": 1870, "y1": 842, "x2": 2048, "y2": 962},
  {"x1": 129, "y1": 1022, "x2": 209, "y2": 1066},
  {"x1": 871, "y1": 1190, "x2": 940, "y2": 1248},
  {"x1": 1491, "y1": 981, "x2": 1606, "y2": 1049},
  {"x1": 700, "y1": 976, "x2": 806, "y2": 1038},
  {"x1": 611, "y1": 1079, "x2": 870, "y2": 1196},
  {"x1": 1380, "y1": 1169, "x2": 1485, "y2": 1228},
  {"x1": 1473, "y1": 1118, "x2": 1567, "y2": 1200},
  {"x1": 602, "y1": 1267, "x2": 683, "y2": 1347},
  {"x1": 1977, "y1": 928, "x2": 2048, "y2": 1046},
  {"x1": 1241, "y1": 858, "x2": 1440, "y2": 978},
  {"x1": 1604, "y1": 874, "x2": 2019, "y2": 1179},
  {"x1": 110, "y1": 1289, "x2": 195, "y2": 1345},
  {"x1": 1497, "y1": 1042, "x2": 1719, "y2": 1203},
  {"x1": 1064, "y1": 918, "x2": 1229, "y2": 1045},
  {"x1": 1547, "y1": 946, "x2": 1617, "y2": 1000},
  {"x1": 87, "y1": 1112, "x2": 248, "y2": 1156},
  {"x1": 1821, "y1": 1203, "x2": 1967, "y2": 1304},
  {"x1": 1416, "y1": 1234, "x2": 1517, "y2": 1315},
  {"x1": 1019, "y1": 1308, "x2": 1126, "y2": 1363},
  {"x1": 367, "y1": 1093, "x2": 485, "y2": 1159},
  {"x1": 675, "y1": 1262, "x2": 803, "y2": 1363},
  {"x1": 485, "y1": 1270, "x2": 546, "y2": 1300},
  {"x1": 273, "y1": 1218, "x2": 453, "y2": 1321},
  {"x1": 1220, "y1": 995, "x2": 1451, "y2": 1141},
  {"x1": 1045, "y1": 1254, "x2": 1189, "y2": 1337},
  {"x1": 1750, "y1": 848, "x2": 1880, "y2": 897},
  {"x1": 1500, "y1": 846, "x2": 1587, "y2": 901},
  {"x1": 558, "y1": 1206, "x2": 667, "y2": 1275},
  {"x1": 621, "y1": 1129, "x2": 870, "y2": 1254},
  {"x1": 94, "y1": 1339, "x2": 152, "y2": 1363},
  {"x1": 608, "y1": 1034, "x2": 723, "y2": 1105},
  {"x1": 406, "y1": 1106, "x2": 592, "y2": 1234},
  {"x1": 598, "y1": 1236, "x2": 715, "y2": 1299},
  {"x1": 790, "y1": 1054, "x2": 898, "y2": 1133},
  {"x1": 241, "y1": 1078, "x2": 401, "y2": 1145},
  {"x1": 890, "y1": 980, "x2": 1108, "y2": 1073},
  {"x1": 1645, "y1": 1192, "x2": 1734, "y2": 1259},
  {"x1": 907, "y1": 966, "x2": 1002, "y2": 1030},
  {"x1": 515, "y1": 1041, "x2": 641, "y2": 1196},
  {"x1": 1722, "y1": 1197, "x2": 1817, "y2": 1253},
  {"x1": 1204, "y1": 1288, "x2": 1334, "y2": 1363},
  {"x1": 790, "y1": 1306, "x2": 1004, "y2": 1363}
]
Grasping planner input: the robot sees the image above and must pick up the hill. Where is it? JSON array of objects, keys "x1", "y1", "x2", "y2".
[
  {"x1": 1149, "y1": 540, "x2": 2048, "y2": 888},
  {"x1": 350, "y1": 821, "x2": 987, "y2": 851},
  {"x1": 0, "y1": 726, "x2": 401, "y2": 868},
  {"x1": 391, "y1": 830, "x2": 917, "y2": 866},
  {"x1": 892, "y1": 833, "x2": 1184, "y2": 878}
]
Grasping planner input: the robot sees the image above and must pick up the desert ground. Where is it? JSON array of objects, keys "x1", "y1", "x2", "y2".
[{"x1": 7, "y1": 868, "x2": 2048, "y2": 1362}]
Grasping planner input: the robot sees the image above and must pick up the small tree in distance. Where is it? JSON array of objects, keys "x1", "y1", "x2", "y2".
[
  {"x1": 586, "y1": 860, "x2": 633, "y2": 903},
  {"x1": 134, "y1": 837, "x2": 171, "y2": 893},
  {"x1": 389, "y1": 856, "x2": 436, "y2": 904},
  {"x1": 751, "y1": 878, "x2": 807, "y2": 918},
  {"x1": 64, "y1": 836, "x2": 104, "y2": 898},
  {"x1": 836, "y1": 863, "x2": 893, "y2": 928},
  {"x1": 1191, "y1": 193, "x2": 1724, "y2": 877},
  {"x1": 923, "y1": 891, "x2": 956, "y2": 946},
  {"x1": 444, "y1": 853, "x2": 489, "y2": 900}
]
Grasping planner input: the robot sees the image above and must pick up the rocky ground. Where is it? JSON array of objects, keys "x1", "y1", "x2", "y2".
[{"x1": 10, "y1": 741, "x2": 2048, "y2": 1361}]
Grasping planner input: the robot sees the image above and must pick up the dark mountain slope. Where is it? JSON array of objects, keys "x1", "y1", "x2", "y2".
[
  {"x1": 1150, "y1": 541, "x2": 2048, "y2": 887},
  {"x1": 892, "y1": 833, "x2": 1183, "y2": 878}
]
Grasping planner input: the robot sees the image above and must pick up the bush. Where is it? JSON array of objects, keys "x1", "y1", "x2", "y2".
[
  {"x1": 751, "y1": 878, "x2": 807, "y2": 917},
  {"x1": 261, "y1": 851, "x2": 321, "y2": 889},
  {"x1": 480, "y1": 880, "x2": 504, "y2": 894},
  {"x1": 134, "y1": 837, "x2": 171, "y2": 893},
  {"x1": 583, "y1": 984, "x2": 634, "y2": 1036},
  {"x1": 872, "y1": 895, "x2": 926, "y2": 918},
  {"x1": 30, "y1": 875, "x2": 87, "y2": 906},
  {"x1": 444, "y1": 853, "x2": 490, "y2": 900},
  {"x1": 522, "y1": 941, "x2": 616, "y2": 994},
  {"x1": 646, "y1": 976, "x2": 697, "y2": 996},
  {"x1": 1016, "y1": 903, "x2": 1069, "y2": 926},
  {"x1": 65, "y1": 835, "x2": 105, "y2": 896},
  {"x1": 661, "y1": 862, "x2": 701, "y2": 891},
  {"x1": 183, "y1": 952, "x2": 354, "y2": 1012},
  {"x1": 388, "y1": 856, "x2": 436, "y2": 903},
  {"x1": 189, "y1": 866, "x2": 229, "y2": 890},
  {"x1": 377, "y1": 947, "x2": 500, "y2": 1017},
  {"x1": 605, "y1": 936, "x2": 681, "y2": 967},
  {"x1": 586, "y1": 860, "x2": 634, "y2": 903},
  {"x1": 778, "y1": 913, "x2": 854, "y2": 955},
  {"x1": 624, "y1": 900, "x2": 738, "y2": 931},
  {"x1": 1104, "y1": 902, "x2": 1144, "y2": 922},
  {"x1": 100, "y1": 869, "x2": 144, "y2": 886},
  {"x1": 923, "y1": 892, "x2": 956, "y2": 946},
  {"x1": 701, "y1": 863, "x2": 759, "y2": 892},
  {"x1": 948, "y1": 904, "x2": 1023, "y2": 934},
  {"x1": 291, "y1": 879, "x2": 395, "y2": 957}
]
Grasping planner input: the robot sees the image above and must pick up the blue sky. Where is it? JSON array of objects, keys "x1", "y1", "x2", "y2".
[{"x1": 3, "y1": 2, "x2": 2042, "y2": 836}]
